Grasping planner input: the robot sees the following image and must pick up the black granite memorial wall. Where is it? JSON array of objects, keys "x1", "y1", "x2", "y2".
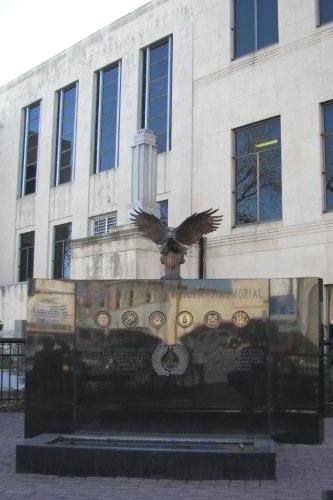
[{"x1": 24, "y1": 277, "x2": 323, "y2": 444}]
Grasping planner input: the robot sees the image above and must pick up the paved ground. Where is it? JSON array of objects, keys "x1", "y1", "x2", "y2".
[{"x1": 1, "y1": 413, "x2": 332, "y2": 500}]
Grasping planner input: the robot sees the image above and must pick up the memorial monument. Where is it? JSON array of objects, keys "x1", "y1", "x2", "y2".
[
  {"x1": 17, "y1": 276, "x2": 323, "y2": 478},
  {"x1": 16, "y1": 194, "x2": 324, "y2": 479}
]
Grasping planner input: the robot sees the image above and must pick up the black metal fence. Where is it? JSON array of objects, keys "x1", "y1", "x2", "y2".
[{"x1": 0, "y1": 338, "x2": 25, "y2": 405}]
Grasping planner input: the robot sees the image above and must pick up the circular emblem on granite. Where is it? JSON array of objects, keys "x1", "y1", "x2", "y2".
[
  {"x1": 149, "y1": 311, "x2": 166, "y2": 329},
  {"x1": 122, "y1": 310, "x2": 138, "y2": 328},
  {"x1": 95, "y1": 311, "x2": 111, "y2": 328},
  {"x1": 232, "y1": 311, "x2": 249, "y2": 328},
  {"x1": 152, "y1": 343, "x2": 189, "y2": 376},
  {"x1": 176, "y1": 311, "x2": 193, "y2": 328},
  {"x1": 204, "y1": 311, "x2": 222, "y2": 328}
]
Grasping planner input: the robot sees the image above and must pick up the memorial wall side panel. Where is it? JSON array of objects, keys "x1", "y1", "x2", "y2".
[
  {"x1": 25, "y1": 279, "x2": 76, "y2": 437},
  {"x1": 269, "y1": 277, "x2": 323, "y2": 442}
]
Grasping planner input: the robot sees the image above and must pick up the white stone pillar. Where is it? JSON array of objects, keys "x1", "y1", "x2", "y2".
[{"x1": 128, "y1": 129, "x2": 160, "y2": 219}]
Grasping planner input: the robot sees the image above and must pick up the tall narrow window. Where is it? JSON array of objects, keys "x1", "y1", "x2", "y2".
[
  {"x1": 19, "y1": 231, "x2": 35, "y2": 282},
  {"x1": 234, "y1": 0, "x2": 278, "y2": 59},
  {"x1": 94, "y1": 62, "x2": 121, "y2": 173},
  {"x1": 142, "y1": 36, "x2": 172, "y2": 153},
  {"x1": 234, "y1": 116, "x2": 282, "y2": 225},
  {"x1": 323, "y1": 101, "x2": 333, "y2": 211},
  {"x1": 55, "y1": 83, "x2": 78, "y2": 185},
  {"x1": 319, "y1": 0, "x2": 333, "y2": 25},
  {"x1": 53, "y1": 223, "x2": 72, "y2": 279},
  {"x1": 21, "y1": 102, "x2": 40, "y2": 196}
]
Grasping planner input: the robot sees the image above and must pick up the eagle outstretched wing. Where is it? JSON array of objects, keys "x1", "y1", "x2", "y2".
[
  {"x1": 175, "y1": 208, "x2": 222, "y2": 245},
  {"x1": 130, "y1": 208, "x2": 167, "y2": 244}
]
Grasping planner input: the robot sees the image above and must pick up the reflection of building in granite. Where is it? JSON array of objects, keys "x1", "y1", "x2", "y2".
[{"x1": 76, "y1": 279, "x2": 269, "y2": 345}]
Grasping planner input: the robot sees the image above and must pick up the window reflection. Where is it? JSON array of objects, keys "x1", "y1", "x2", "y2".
[
  {"x1": 323, "y1": 101, "x2": 333, "y2": 211},
  {"x1": 55, "y1": 84, "x2": 77, "y2": 185},
  {"x1": 234, "y1": 116, "x2": 282, "y2": 225},
  {"x1": 94, "y1": 63, "x2": 121, "y2": 173},
  {"x1": 234, "y1": 0, "x2": 278, "y2": 58},
  {"x1": 22, "y1": 102, "x2": 40, "y2": 196},
  {"x1": 53, "y1": 223, "x2": 72, "y2": 279},
  {"x1": 319, "y1": 0, "x2": 333, "y2": 25},
  {"x1": 142, "y1": 37, "x2": 172, "y2": 152}
]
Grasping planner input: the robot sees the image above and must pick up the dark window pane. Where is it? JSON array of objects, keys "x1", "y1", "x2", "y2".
[
  {"x1": 325, "y1": 134, "x2": 333, "y2": 210},
  {"x1": 27, "y1": 147, "x2": 38, "y2": 164},
  {"x1": 19, "y1": 249, "x2": 28, "y2": 282},
  {"x1": 56, "y1": 85, "x2": 76, "y2": 185},
  {"x1": 236, "y1": 155, "x2": 257, "y2": 224},
  {"x1": 94, "y1": 64, "x2": 120, "y2": 172},
  {"x1": 259, "y1": 149, "x2": 282, "y2": 221},
  {"x1": 142, "y1": 38, "x2": 171, "y2": 153},
  {"x1": 21, "y1": 231, "x2": 34, "y2": 247},
  {"x1": 324, "y1": 102, "x2": 333, "y2": 134},
  {"x1": 28, "y1": 131, "x2": 38, "y2": 147},
  {"x1": 53, "y1": 242, "x2": 64, "y2": 278},
  {"x1": 61, "y1": 137, "x2": 73, "y2": 152},
  {"x1": 63, "y1": 240, "x2": 71, "y2": 278},
  {"x1": 19, "y1": 231, "x2": 34, "y2": 282},
  {"x1": 234, "y1": 0, "x2": 255, "y2": 58},
  {"x1": 60, "y1": 150, "x2": 72, "y2": 168},
  {"x1": 142, "y1": 50, "x2": 147, "y2": 128},
  {"x1": 150, "y1": 41, "x2": 169, "y2": 65},
  {"x1": 55, "y1": 223, "x2": 71, "y2": 241},
  {"x1": 320, "y1": 0, "x2": 333, "y2": 25},
  {"x1": 53, "y1": 223, "x2": 71, "y2": 279},
  {"x1": 26, "y1": 164, "x2": 37, "y2": 180},
  {"x1": 25, "y1": 179, "x2": 36, "y2": 195},
  {"x1": 27, "y1": 247, "x2": 34, "y2": 279},
  {"x1": 59, "y1": 167, "x2": 72, "y2": 184},
  {"x1": 235, "y1": 116, "x2": 281, "y2": 225},
  {"x1": 257, "y1": 0, "x2": 278, "y2": 49},
  {"x1": 159, "y1": 200, "x2": 168, "y2": 224}
]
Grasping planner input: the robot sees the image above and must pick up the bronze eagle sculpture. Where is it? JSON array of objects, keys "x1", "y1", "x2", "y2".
[{"x1": 131, "y1": 208, "x2": 222, "y2": 276}]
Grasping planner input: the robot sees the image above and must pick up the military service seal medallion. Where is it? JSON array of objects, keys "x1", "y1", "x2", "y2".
[
  {"x1": 149, "y1": 311, "x2": 166, "y2": 329},
  {"x1": 95, "y1": 311, "x2": 111, "y2": 328},
  {"x1": 232, "y1": 310, "x2": 250, "y2": 328},
  {"x1": 204, "y1": 311, "x2": 222, "y2": 328},
  {"x1": 152, "y1": 343, "x2": 189, "y2": 376},
  {"x1": 122, "y1": 310, "x2": 138, "y2": 328},
  {"x1": 176, "y1": 311, "x2": 193, "y2": 328}
]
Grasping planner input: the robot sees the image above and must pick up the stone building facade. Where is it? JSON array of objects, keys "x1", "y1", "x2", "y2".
[{"x1": 1, "y1": 0, "x2": 333, "y2": 333}]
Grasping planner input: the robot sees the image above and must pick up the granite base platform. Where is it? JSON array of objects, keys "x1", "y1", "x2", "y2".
[{"x1": 16, "y1": 432, "x2": 275, "y2": 479}]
